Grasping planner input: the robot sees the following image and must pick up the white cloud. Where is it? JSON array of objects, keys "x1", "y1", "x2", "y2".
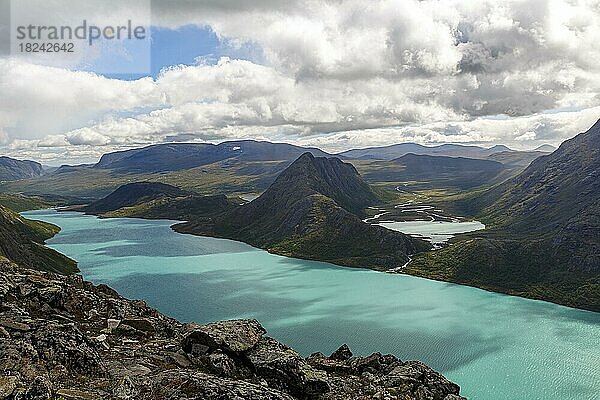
[
  {"x1": 293, "y1": 106, "x2": 600, "y2": 152},
  {"x1": 0, "y1": 59, "x2": 161, "y2": 140},
  {"x1": 1, "y1": 0, "x2": 600, "y2": 163}
]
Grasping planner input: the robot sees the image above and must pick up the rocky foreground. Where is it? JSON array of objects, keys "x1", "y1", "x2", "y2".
[{"x1": 0, "y1": 261, "x2": 465, "y2": 399}]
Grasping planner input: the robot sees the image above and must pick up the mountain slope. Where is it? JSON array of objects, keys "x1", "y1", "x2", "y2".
[
  {"x1": 175, "y1": 153, "x2": 430, "y2": 270},
  {"x1": 406, "y1": 119, "x2": 600, "y2": 311},
  {"x1": 0, "y1": 156, "x2": 43, "y2": 181},
  {"x1": 484, "y1": 120, "x2": 600, "y2": 237},
  {"x1": 81, "y1": 181, "x2": 242, "y2": 221},
  {"x1": 0, "y1": 206, "x2": 77, "y2": 274},
  {"x1": 94, "y1": 141, "x2": 332, "y2": 173}
]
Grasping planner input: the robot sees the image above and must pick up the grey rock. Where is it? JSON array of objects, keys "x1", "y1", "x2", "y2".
[
  {"x1": 0, "y1": 376, "x2": 18, "y2": 398},
  {"x1": 55, "y1": 389, "x2": 101, "y2": 399},
  {"x1": 0, "y1": 320, "x2": 30, "y2": 332},
  {"x1": 247, "y1": 337, "x2": 330, "y2": 398},
  {"x1": 113, "y1": 376, "x2": 137, "y2": 399},
  {"x1": 23, "y1": 376, "x2": 52, "y2": 400},
  {"x1": 330, "y1": 343, "x2": 353, "y2": 361},
  {"x1": 119, "y1": 318, "x2": 155, "y2": 333},
  {"x1": 135, "y1": 370, "x2": 295, "y2": 400},
  {"x1": 182, "y1": 319, "x2": 266, "y2": 354}
]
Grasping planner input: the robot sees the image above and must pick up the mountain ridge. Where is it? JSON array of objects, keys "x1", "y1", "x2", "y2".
[
  {"x1": 94, "y1": 141, "x2": 332, "y2": 173},
  {"x1": 81, "y1": 182, "x2": 189, "y2": 214},
  {"x1": 0, "y1": 156, "x2": 43, "y2": 181},
  {"x1": 338, "y1": 142, "x2": 516, "y2": 160}
]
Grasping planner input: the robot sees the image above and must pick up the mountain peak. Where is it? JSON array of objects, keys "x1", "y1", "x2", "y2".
[
  {"x1": 261, "y1": 154, "x2": 377, "y2": 216},
  {"x1": 488, "y1": 144, "x2": 512, "y2": 152},
  {"x1": 298, "y1": 151, "x2": 316, "y2": 160}
]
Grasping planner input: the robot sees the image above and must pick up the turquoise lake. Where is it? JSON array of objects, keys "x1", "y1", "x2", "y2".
[{"x1": 24, "y1": 209, "x2": 600, "y2": 400}]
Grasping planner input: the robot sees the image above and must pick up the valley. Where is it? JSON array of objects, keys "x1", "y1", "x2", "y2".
[
  {"x1": 2, "y1": 130, "x2": 598, "y2": 311},
  {"x1": 1, "y1": 128, "x2": 598, "y2": 399}
]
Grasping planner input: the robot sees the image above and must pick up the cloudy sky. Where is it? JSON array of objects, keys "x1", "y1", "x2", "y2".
[{"x1": 1, "y1": 0, "x2": 600, "y2": 164}]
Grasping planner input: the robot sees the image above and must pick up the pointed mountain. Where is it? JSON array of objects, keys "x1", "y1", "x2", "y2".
[
  {"x1": 486, "y1": 144, "x2": 512, "y2": 153},
  {"x1": 175, "y1": 153, "x2": 430, "y2": 270},
  {"x1": 249, "y1": 152, "x2": 379, "y2": 216}
]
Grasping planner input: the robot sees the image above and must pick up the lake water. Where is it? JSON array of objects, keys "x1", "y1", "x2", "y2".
[
  {"x1": 24, "y1": 209, "x2": 600, "y2": 400},
  {"x1": 378, "y1": 220, "x2": 486, "y2": 245}
]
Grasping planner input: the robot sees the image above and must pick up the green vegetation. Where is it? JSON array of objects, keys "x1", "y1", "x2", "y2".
[
  {"x1": 81, "y1": 182, "x2": 189, "y2": 214},
  {"x1": 80, "y1": 181, "x2": 242, "y2": 221},
  {"x1": 407, "y1": 239, "x2": 600, "y2": 312},
  {"x1": 0, "y1": 193, "x2": 50, "y2": 212},
  {"x1": 0, "y1": 205, "x2": 77, "y2": 274},
  {"x1": 405, "y1": 120, "x2": 600, "y2": 312}
]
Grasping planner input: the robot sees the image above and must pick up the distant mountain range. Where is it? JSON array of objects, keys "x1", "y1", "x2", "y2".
[
  {"x1": 1, "y1": 140, "x2": 554, "y2": 199},
  {"x1": 0, "y1": 156, "x2": 43, "y2": 181},
  {"x1": 338, "y1": 143, "x2": 515, "y2": 160},
  {"x1": 407, "y1": 119, "x2": 600, "y2": 311},
  {"x1": 94, "y1": 140, "x2": 332, "y2": 173},
  {"x1": 359, "y1": 153, "x2": 508, "y2": 190}
]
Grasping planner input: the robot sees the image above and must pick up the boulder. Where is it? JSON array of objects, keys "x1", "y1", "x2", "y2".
[
  {"x1": 330, "y1": 343, "x2": 353, "y2": 361},
  {"x1": 182, "y1": 319, "x2": 266, "y2": 354},
  {"x1": 247, "y1": 337, "x2": 330, "y2": 397}
]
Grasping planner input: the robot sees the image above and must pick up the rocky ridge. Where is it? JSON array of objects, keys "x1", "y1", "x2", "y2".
[{"x1": 0, "y1": 260, "x2": 465, "y2": 399}]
